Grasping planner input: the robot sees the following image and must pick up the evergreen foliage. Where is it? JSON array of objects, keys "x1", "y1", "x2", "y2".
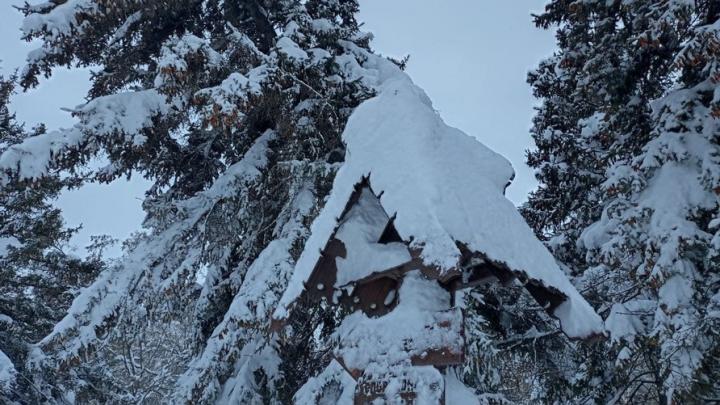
[
  {"x1": 525, "y1": 1, "x2": 720, "y2": 402},
  {"x1": 5, "y1": 0, "x2": 719, "y2": 403},
  {"x1": 7, "y1": 0, "x2": 375, "y2": 402},
  {"x1": 0, "y1": 75, "x2": 101, "y2": 404}
]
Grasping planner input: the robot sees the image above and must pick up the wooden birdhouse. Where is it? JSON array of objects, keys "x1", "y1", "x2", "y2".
[
  {"x1": 280, "y1": 177, "x2": 600, "y2": 404},
  {"x1": 273, "y1": 69, "x2": 603, "y2": 404}
]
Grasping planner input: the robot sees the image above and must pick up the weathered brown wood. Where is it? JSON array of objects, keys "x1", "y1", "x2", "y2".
[
  {"x1": 298, "y1": 178, "x2": 416, "y2": 315},
  {"x1": 411, "y1": 248, "x2": 459, "y2": 284},
  {"x1": 412, "y1": 308, "x2": 465, "y2": 368},
  {"x1": 345, "y1": 257, "x2": 418, "y2": 287},
  {"x1": 333, "y1": 356, "x2": 363, "y2": 380},
  {"x1": 443, "y1": 264, "x2": 498, "y2": 291},
  {"x1": 410, "y1": 348, "x2": 464, "y2": 368},
  {"x1": 302, "y1": 179, "x2": 373, "y2": 301},
  {"x1": 352, "y1": 276, "x2": 401, "y2": 317},
  {"x1": 523, "y1": 279, "x2": 566, "y2": 314},
  {"x1": 452, "y1": 242, "x2": 569, "y2": 321},
  {"x1": 271, "y1": 176, "x2": 597, "y2": 403},
  {"x1": 305, "y1": 238, "x2": 346, "y2": 302}
]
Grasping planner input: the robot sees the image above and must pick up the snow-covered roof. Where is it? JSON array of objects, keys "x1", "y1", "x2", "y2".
[{"x1": 274, "y1": 54, "x2": 603, "y2": 339}]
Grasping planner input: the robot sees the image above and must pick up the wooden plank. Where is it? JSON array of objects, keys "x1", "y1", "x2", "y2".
[{"x1": 411, "y1": 348, "x2": 463, "y2": 367}]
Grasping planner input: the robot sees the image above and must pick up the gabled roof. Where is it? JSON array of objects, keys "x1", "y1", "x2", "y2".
[
  {"x1": 331, "y1": 182, "x2": 410, "y2": 287},
  {"x1": 275, "y1": 64, "x2": 603, "y2": 339}
]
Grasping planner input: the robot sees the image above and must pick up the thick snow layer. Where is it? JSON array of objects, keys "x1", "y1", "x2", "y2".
[
  {"x1": 29, "y1": 132, "x2": 275, "y2": 369},
  {"x1": 277, "y1": 52, "x2": 603, "y2": 338},
  {"x1": 22, "y1": 1, "x2": 97, "y2": 83},
  {"x1": 0, "y1": 236, "x2": 20, "y2": 256},
  {"x1": 334, "y1": 271, "x2": 462, "y2": 372},
  {"x1": 0, "y1": 89, "x2": 168, "y2": 182},
  {"x1": 605, "y1": 300, "x2": 655, "y2": 343},
  {"x1": 0, "y1": 127, "x2": 83, "y2": 182},
  {"x1": 160, "y1": 34, "x2": 223, "y2": 72},
  {"x1": 334, "y1": 187, "x2": 411, "y2": 286},
  {"x1": 0, "y1": 350, "x2": 15, "y2": 391},
  {"x1": 275, "y1": 37, "x2": 309, "y2": 61},
  {"x1": 303, "y1": 272, "x2": 459, "y2": 402},
  {"x1": 195, "y1": 67, "x2": 268, "y2": 116},
  {"x1": 22, "y1": 0, "x2": 96, "y2": 40},
  {"x1": 444, "y1": 372, "x2": 480, "y2": 405},
  {"x1": 214, "y1": 340, "x2": 281, "y2": 404},
  {"x1": 76, "y1": 89, "x2": 168, "y2": 144}
]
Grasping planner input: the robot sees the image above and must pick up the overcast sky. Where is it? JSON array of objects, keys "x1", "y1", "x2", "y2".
[{"x1": 0, "y1": 1, "x2": 555, "y2": 257}]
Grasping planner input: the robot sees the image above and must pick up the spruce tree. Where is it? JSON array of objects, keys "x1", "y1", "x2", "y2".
[
  {"x1": 525, "y1": 1, "x2": 720, "y2": 402},
  {"x1": 0, "y1": 75, "x2": 101, "y2": 403},
  {"x1": 459, "y1": 283, "x2": 575, "y2": 403},
  {"x1": 5, "y1": 1, "x2": 374, "y2": 402}
]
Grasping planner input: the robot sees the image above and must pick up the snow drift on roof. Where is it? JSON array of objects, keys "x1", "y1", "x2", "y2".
[
  {"x1": 275, "y1": 51, "x2": 602, "y2": 338},
  {"x1": 333, "y1": 186, "x2": 411, "y2": 287}
]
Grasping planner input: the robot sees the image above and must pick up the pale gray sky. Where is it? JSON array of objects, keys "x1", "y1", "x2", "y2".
[{"x1": 0, "y1": 1, "x2": 555, "y2": 257}]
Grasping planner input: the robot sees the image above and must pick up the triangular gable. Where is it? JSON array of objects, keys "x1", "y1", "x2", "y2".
[{"x1": 302, "y1": 177, "x2": 413, "y2": 317}]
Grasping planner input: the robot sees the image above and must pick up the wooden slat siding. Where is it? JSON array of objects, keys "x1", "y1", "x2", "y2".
[
  {"x1": 304, "y1": 244, "x2": 410, "y2": 317},
  {"x1": 335, "y1": 307, "x2": 466, "y2": 379},
  {"x1": 411, "y1": 307, "x2": 465, "y2": 368},
  {"x1": 341, "y1": 257, "x2": 418, "y2": 287},
  {"x1": 275, "y1": 177, "x2": 376, "y2": 330},
  {"x1": 523, "y1": 279, "x2": 566, "y2": 314},
  {"x1": 304, "y1": 238, "x2": 345, "y2": 302},
  {"x1": 352, "y1": 276, "x2": 401, "y2": 317},
  {"x1": 300, "y1": 179, "x2": 417, "y2": 318},
  {"x1": 410, "y1": 348, "x2": 463, "y2": 368},
  {"x1": 303, "y1": 178, "x2": 371, "y2": 302},
  {"x1": 408, "y1": 247, "x2": 462, "y2": 284}
]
